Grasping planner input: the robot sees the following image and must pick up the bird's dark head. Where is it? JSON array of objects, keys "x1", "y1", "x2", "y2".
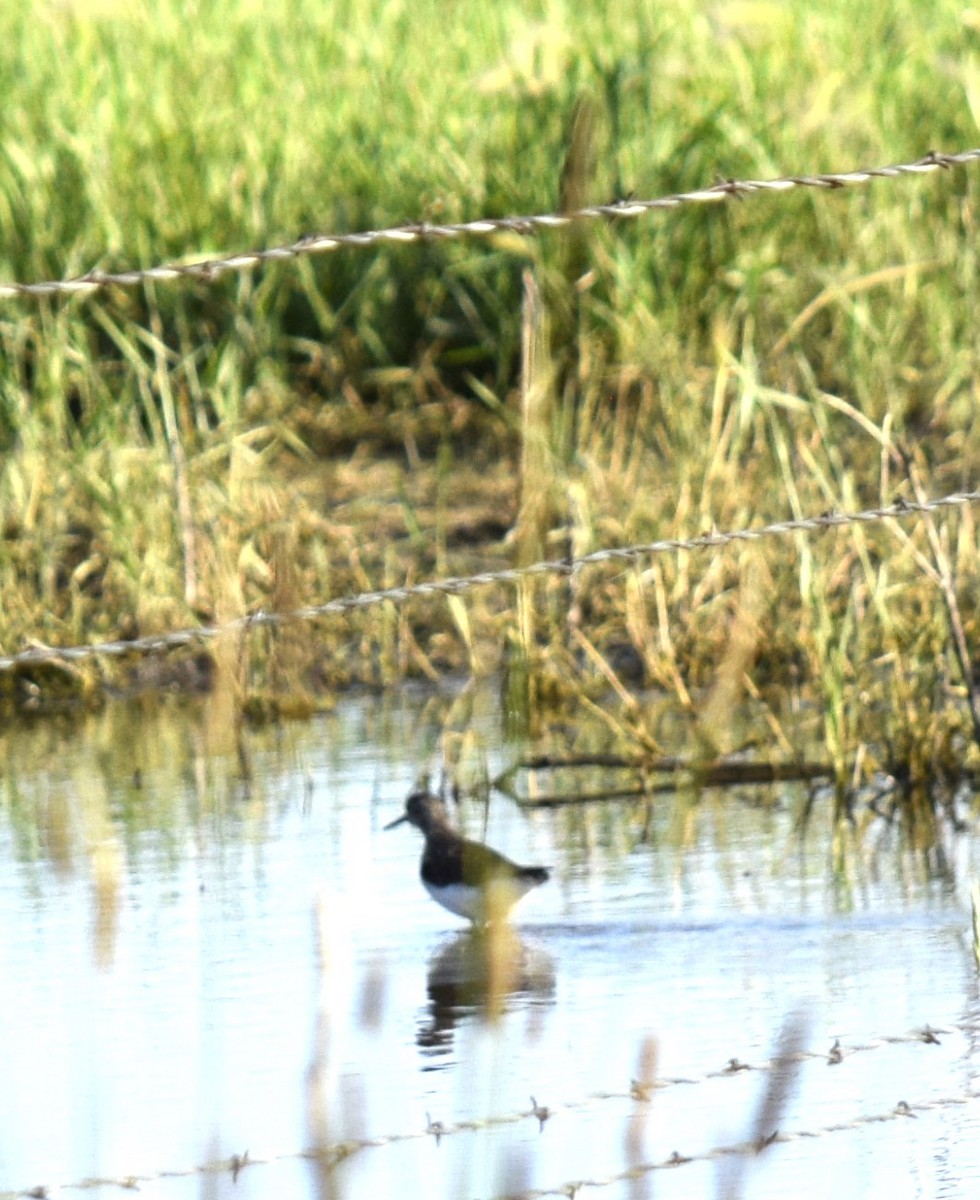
[{"x1": 384, "y1": 790, "x2": 450, "y2": 835}]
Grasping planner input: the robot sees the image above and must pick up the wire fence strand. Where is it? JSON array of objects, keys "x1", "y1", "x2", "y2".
[
  {"x1": 1, "y1": 488, "x2": 976, "y2": 673},
  {"x1": 1, "y1": 1017, "x2": 972, "y2": 1199},
  {"x1": 510, "y1": 1091, "x2": 980, "y2": 1200},
  {"x1": 0, "y1": 148, "x2": 977, "y2": 300}
]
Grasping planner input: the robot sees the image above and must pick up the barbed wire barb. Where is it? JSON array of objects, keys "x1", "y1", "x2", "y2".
[
  {"x1": 0, "y1": 148, "x2": 977, "y2": 300},
  {"x1": 0, "y1": 488, "x2": 976, "y2": 673}
]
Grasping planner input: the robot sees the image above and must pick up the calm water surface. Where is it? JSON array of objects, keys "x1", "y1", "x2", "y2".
[{"x1": 0, "y1": 688, "x2": 978, "y2": 1199}]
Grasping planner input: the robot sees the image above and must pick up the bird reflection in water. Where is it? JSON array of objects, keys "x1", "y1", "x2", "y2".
[{"x1": 418, "y1": 926, "x2": 555, "y2": 1053}]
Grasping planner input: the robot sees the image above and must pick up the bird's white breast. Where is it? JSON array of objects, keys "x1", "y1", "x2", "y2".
[{"x1": 423, "y1": 877, "x2": 541, "y2": 922}]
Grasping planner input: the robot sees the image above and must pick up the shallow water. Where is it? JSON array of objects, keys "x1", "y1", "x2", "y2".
[{"x1": 0, "y1": 688, "x2": 978, "y2": 1199}]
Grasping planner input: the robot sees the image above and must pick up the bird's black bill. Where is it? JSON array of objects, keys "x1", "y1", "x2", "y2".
[{"x1": 384, "y1": 813, "x2": 409, "y2": 831}]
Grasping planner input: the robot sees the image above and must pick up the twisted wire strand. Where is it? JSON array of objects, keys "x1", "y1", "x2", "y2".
[
  {"x1": 0, "y1": 149, "x2": 976, "y2": 300},
  {"x1": 510, "y1": 1091, "x2": 979, "y2": 1200},
  {"x1": 1, "y1": 489, "x2": 975, "y2": 672},
  {"x1": 0, "y1": 1020, "x2": 969, "y2": 1198}
]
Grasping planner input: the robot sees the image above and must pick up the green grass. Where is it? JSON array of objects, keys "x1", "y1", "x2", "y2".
[{"x1": 0, "y1": 0, "x2": 979, "y2": 810}]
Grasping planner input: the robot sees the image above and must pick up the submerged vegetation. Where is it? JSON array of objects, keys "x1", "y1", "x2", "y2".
[{"x1": 0, "y1": 0, "x2": 978, "y2": 816}]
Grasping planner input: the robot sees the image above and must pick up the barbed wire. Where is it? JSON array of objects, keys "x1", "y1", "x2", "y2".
[
  {"x1": 511, "y1": 1091, "x2": 979, "y2": 1200},
  {"x1": 0, "y1": 1019, "x2": 968, "y2": 1198},
  {"x1": 1, "y1": 488, "x2": 975, "y2": 673},
  {"x1": 0, "y1": 148, "x2": 976, "y2": 300}
]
